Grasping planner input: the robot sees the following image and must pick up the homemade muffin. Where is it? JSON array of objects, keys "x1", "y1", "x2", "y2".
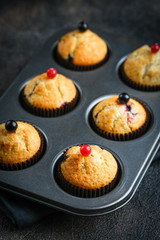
[
  {"x1": 0, "y1": 120, "x2": 43, "y2": 170},
  {"x1": 123, "y1": 44, "x2": 160, "y2": 90},
  {"x1": 57, "y1": 21, "x2": 108, "y2": 70},
  {"x1": 57, "y1": 144, "x2": 118, "y2": 197},
  {"x1": 92, "y1": 93, "x2": 149, "y2": 140},
  {"x1": 22, "y1": 68, "x2": 78, "y2": 117}
]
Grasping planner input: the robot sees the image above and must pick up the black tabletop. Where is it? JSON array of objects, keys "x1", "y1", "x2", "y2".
[{"x1": 0, "y1": 0, "x2": 160, "y2": 239}]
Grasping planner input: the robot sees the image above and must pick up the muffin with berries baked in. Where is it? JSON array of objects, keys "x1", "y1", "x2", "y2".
[
  {"x1": 21, "y1": 68, "x2": 78, "y2": 117},
  {"x1": 56, "y1": 144, "x2": 119, "y2": 198},
  {"x1": 91, "y1": 93, "x2": 150, "y2": 140},
  {"x1": 0, "y1": 120, "x2": 44, "y2": 170},
  {"x1": 122, "y1": 44, "x2": 160, "y2": 91},
  {"x1": 56, "y1": 20, "x2": 108, "y2": 70}
]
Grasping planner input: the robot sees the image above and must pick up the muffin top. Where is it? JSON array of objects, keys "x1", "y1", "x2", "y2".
[
  {"x1": 92, "y1": 94, "x2": 147, "y2": 135},
  {"x1": 24, "y1": 70, "x2": 77, "y2": 109},
  {"x1": 123, "y1": 44, "x2": 160, "y2": 86},
  {"x1": 60, "y1": 145, "x2": 118, "y2": 190},
  {"x1": 57, "y1": 28, "x2": 108, "y2": 66},
  {"x1": 0, "y1": 121, "x2": 41, "y2": 165}
]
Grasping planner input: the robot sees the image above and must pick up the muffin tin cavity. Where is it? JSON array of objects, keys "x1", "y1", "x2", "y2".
[
  {"x1": 20, "y1": 80, "x2": 81, "y2": 117},
  {"x1": 0, "y1": 121, "x2": 46, "y2": 171},
  {"x1": 118, "y1": 56, "x2": 160, "y2": 92},
  {"x1": 53, "y1": 42, "x2": 111, "y2": 71},
  {"x1": 53, "y1": 144, "x2": 122, "y2": 198},
  {"x1": 86, "y1": 95, "x2": 151, "y2": 141}
]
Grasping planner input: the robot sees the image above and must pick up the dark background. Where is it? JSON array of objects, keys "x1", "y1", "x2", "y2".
[{"x1": 0, "y1": 0, "x2": 160, "y2": 239}]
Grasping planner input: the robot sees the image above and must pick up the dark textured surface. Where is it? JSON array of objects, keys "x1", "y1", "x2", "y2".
[{"x1": 0, "y1": 0, "x2": 160, "y2": 239}]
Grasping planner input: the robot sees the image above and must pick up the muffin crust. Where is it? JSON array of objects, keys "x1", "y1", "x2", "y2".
[
  {"x1": 61, "y1": 145, "x2": 118, "y2": 190},
  {"x1": 0, "y1": 122, "x2": 41, "y2": 165},
  {"x1": 124, "y1": 45, "x2": 160, "y2": 86},
  {"x1": 93, "y1": 96, "x2": 147, "y2": 134},
  {"x1": 57, "y1": 29, "x2": 108, "y2": 66},
  {"x1": 24, "y1": 73, "x2": 77, "y2": 109}
]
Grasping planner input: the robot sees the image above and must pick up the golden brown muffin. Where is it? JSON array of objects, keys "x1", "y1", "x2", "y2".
[
  {"x1": 123, "y1": 45, "x2": 160, "y2": 89},
  {"x1": 60, "y1": 145, "x2": 118, "y2": 190},
  {"x1": 57, "y1": 29, "x2": 108, "y2": 68},
  {"x1": 0, "y1": 121, "x2": 42, "y2": 169},
  {"x1": 22, "y1": 69, "x2": 78, "y2": 116},
  {"x1": 92, "y1": 94, "x2": 148, "y2": 139}
]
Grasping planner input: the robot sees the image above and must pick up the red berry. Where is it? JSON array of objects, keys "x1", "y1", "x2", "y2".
[
  {"x1": 80, "y1": 145, "x2": 91, "y2": 156},
  {"x1": 151, "y1": 43, "x2": 159, "y2": 53},
  {"x1": 47, "y1": 68, "x2": 57, "y2": 79}
]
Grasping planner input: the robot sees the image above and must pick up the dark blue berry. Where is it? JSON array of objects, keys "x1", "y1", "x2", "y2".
[
  {"x1": 95, "y1": 113, "x2": 98, "y2": 118},
  {"x1": 78, "y1": 20, "x2": 88, "y2": 32},
  {"x1": 61, "y1": 102, "x2": 68, "y2": 108},
  {"x1": 119, "y1": 93, "x2": 130, "y2": 104},
  {"x1": 68, "y1": 54, "x2": 74, "y2": 63},
  {"x1": 5, "y1": 120, "x2": 17, "y2": 132},
  {"x1": 126, "y1": 104, "x2": 131, "y2": 111}
]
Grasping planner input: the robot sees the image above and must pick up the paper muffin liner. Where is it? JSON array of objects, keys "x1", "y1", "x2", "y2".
[
  {"x1": 120, "y1": 62, "x2": 160, "y2": 91},
  {"x1": 0, "y1": 125, "x2": 44, "y2": 171},
  {"x1": 21, "y1": 88, "x2": 79, "y2": 117},
  {"x1": 55, "y1": 150, "x2": 120, "y2": 198},
  {"x1": 55, "y1": 47, "x2": 110, "y2": 71},
  {"x1": 90, "y1": 98, "x2": 151, "y2": 141}
]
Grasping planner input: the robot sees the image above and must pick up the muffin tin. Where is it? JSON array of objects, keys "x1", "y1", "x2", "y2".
[{"x1": 0, "y1": 27, "x2": 159, "y2": 215}]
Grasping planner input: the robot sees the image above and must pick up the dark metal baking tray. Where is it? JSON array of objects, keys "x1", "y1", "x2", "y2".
[{"x1": 0, "y1": 27, "x2": 159, "y2": 216}]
